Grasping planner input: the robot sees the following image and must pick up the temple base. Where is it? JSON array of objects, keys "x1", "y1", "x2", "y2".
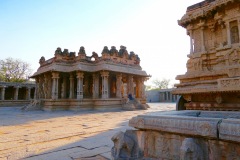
[
  {"x1": 111, "y1": 110, "x2": 240, "y2": 159},
  {"x1": 43, "y1": 98, "x2": 124, "y2": 111}
]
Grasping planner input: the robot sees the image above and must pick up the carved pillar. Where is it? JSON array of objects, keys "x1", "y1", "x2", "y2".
[
  {"x1": 226, "y1": 21, "x2": 231, "y2": 45},
  {"x1": 101, "y1": 71, "x2": 109, "y2": 99},
  {"x1": 26, "y1": 87, "x2": 31, "y2": 100},
  {"x1": 141, "y1": 78, "x2": 146, "y2": 99},
  {"x1": 1, "y1": 86, "x2": 5, "y2": 100},
  {"x1": 76, "y1": 71, "x2": 84, "y2": 100},
  {"x1": 14, "y1": 86, "x2": 19, "y2": 100},
  {"x1": 51, "y1": 72, "x2": 59, "y2": 100},
  {"x1": 200, "y1": 26, "x2": 206, "y2": 52},
  {"x1": 69, "y1": 73, "x2": 74, "y2": 99},
  {"x1": 61, "y1": 77, "x2": 67, "y2": 99},
  {"x1": 92, "y1": 73, "x2": 99, "y2": 98},
  {"x1": 116, "y1": 73, "x2": 122, "y2": 98},
  {"x1": 189, "y1": 30, "x2": 194, "y2": 54},
  {"x1": 137, "y1": 78, "x2": 144, "y2": 98},
  {"x1": 238, "y1": 19, "x2": 240, "y2": 43},
  {"x1": 44, "y1": 74, "x2": 48, "y2": 99},
  {"x1": 34, "y1": 77, "x2": 39, "y2": 99},
  {"x1": 127, "y1": 75, "x2": 134, "y2": 95}
]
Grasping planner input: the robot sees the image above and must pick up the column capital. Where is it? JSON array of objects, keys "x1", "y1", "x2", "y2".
[
  {"x1": 76, "y1": 71, "x2": 84, "y2": 78},
  {"x1": 100, "y1": 71, "x2": 109, "y2": 77},
  {"x1": 92, "y1": 73, "x2": 99, "y2": 78},
  {"x1": 116, "y1": 73, "x2": 122, "y2": 79},
  {"x1": 52, "y1": 72, "x2": 59, "y2": 79}
]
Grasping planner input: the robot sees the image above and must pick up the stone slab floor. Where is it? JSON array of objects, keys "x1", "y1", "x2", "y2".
[{"x1": 0, "y1": 103, "x2": 175, "y2": 160}]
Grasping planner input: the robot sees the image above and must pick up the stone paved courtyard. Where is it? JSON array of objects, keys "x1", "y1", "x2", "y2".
[{"x1": 0, "y1": 103, "x2": 175, "y2": 160}]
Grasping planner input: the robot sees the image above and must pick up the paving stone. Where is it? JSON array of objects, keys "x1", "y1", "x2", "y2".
[{"x1": 0, "y1": 103, "x2": 175, "y2": 160}]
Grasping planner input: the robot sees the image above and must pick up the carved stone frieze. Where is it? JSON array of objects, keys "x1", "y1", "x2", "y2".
[
  {"x1": 218, "y1": 77, "x2": 240, "y2": 91},
  {"x1": 129, "y1": 115, "x2": 220, "y2": 138}
]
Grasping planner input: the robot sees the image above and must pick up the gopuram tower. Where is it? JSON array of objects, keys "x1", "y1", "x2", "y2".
[{"x1": 173, "y1": 0, "x2": 240, "y2": 110}]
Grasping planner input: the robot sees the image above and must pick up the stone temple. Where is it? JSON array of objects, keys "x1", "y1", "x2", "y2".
[
  {"x1": 111, "y1": 1, "x2": 240, "y2": 159},
  {"x1": 30, "y1": 45, "x2": 149, "y2": 111},
  {"x1": 173, "y1": 0, "x2": 240, "y2": 110}
]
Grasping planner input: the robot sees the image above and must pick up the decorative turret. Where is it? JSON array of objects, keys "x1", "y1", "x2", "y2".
[
  {"x1": 109, "y1": 46, "x2": 118, "y2": 56},
  {"x1": 62, "y1": 49, "x2": 69, "y2": 56},
  {"x1": 118, "y1": 45, "x2": 128, "y2": 59},
  {"x1": 39, "y1": 56, "x2": 45, "y2": 65},
  {"x1": 54, "y1": 47, "x2": 62, "y2": 56},
  {"x1": 101, "y1": 46, "x2": 110, "y2": 60},
  {"x1": 78, "y1": 46, "x2": 86, "y2": 60}
]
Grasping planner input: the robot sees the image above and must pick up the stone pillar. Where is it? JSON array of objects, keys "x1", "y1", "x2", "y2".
[
  {"x1": 61, "y1": 77, "x2": 67, "y2": 99},
  {"x1": 76, "y1": 71, "x2": 84, "y2": 100},
  {"x1": 238, "y1": 19, "x2": 240, "y2": 43},
  {"x1": 136, "y1": 78, "x2": 143, "y2": 98},
  {"x1": 26, "y1": 87, "x2": 31, "y2": 100},
  {"x1": 226, "y1": 21, "x2": 231, "y2": 45},
  {"x1": 1, "y1": 86, "x2": 5, "y2": 100},
  {"x1": 44, "y1": 74, "x2": 48, "y2": 99},
  {"x1": 189, "y1": 30, "x2": 194, "y2": 54},
  {"x1": 200, "y1": 26, "x2": 206, "y2": 52},
  {"x1": 116, "y1": 73, "x2": 122, "y2": 98},
  {"x1": 34, "y1": 77, "x2": 39, "y2": 99},
  {"x1": 14, "y1": 86, "x2": 19, "y2": 100},
  {"x1": 51, "y1": 72, "x2": 59, "y2": 100},
  {"x1": 141, "y1": 79, "x2": 146, "y2": 99},
  {"x1": 127, "y1": 75, "x2": 134, "y2": 96},
  {"x1": 101, "y1": 71, "x2": 109, "y2": 99},
  {"x1": 69, "y1": 73, "x2": 74, "y2": 99},
  {"x1": 92, "y1": 73, "x2": 99, "y2": 98}
]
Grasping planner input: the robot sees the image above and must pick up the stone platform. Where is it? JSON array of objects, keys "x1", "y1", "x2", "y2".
[
  {"x1": 112, "y1": 110, "x2": 240, "y2": 159},
  {"x1": 0, "y1": 103, "x2": 175, "y2": 160},
  {"x1": 43, "y1": 98, "x2": 123, "y2": 111}
]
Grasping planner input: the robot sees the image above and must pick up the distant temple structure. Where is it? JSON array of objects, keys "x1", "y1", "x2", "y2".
[
  {"x1": 173, "y1": 0, "x2": 240, "y2": 110},
  {"x1": 31, "y1": 46, "x2": 149, "y2": 110},
  {"x1": 0, "y1": 82, "x2": 35, "y2": 106}
]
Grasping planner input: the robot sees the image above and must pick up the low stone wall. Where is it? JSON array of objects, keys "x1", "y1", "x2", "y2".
[
  {"x1": 0, "y1": 100, "x2": 32, "y2": 107},
  {"x1": 111, "y1": 111, "x2": 240, "y2": 159}
]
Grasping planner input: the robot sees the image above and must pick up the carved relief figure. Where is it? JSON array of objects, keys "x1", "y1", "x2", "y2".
[
  {"x1": 180, "y1": 138, "x2": 204, "y2": 160},
  {"x1": 111, "y1": 131, "x2": 135, "y2": 159}
]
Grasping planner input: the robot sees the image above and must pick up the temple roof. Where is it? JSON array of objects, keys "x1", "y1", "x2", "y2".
[
  {"x1": 31, "y1": 46, "x2": 149, "y2": 77},
  {"x1": 178, "y1": 0, "x2": 238, "y2": 28}
]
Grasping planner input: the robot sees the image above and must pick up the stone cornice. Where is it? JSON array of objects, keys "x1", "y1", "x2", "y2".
[
  {"x1": 31, "y1": 60, "x2": 149, "y2": 77},
  {"x1": 178, "y1": 0, "x2": 237, "y2": 28}
]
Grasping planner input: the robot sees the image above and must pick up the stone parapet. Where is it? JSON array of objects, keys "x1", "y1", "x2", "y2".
[
  {"x1": 112, "y1": 111, "x2": 240, "y2": 159},
  {"x1": 129, "y1": 114, "x2": 221, "y2": 138},
  {"x1": 219, "y1": 118, "x2": 240, "y2": 143}
]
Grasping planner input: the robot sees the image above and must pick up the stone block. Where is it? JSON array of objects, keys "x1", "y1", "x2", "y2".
[
  {"x1": 129, "y1": 114, "x2": 221, "y2": 138},
  {"x1": 219, "y1": 118, "x2": 240, "y2": 143}
]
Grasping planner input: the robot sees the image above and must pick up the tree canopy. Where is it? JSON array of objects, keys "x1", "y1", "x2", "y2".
[
  {"x1": 152, "y1": 78, "x2": 170, "y2": 89},
  {"x1": 0, "y1": 57, "x2": 32, "y2": 82}
]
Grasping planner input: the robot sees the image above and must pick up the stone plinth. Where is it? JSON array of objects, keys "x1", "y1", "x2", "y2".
[
  {"x1": 43, "y1": 98, "x2": 123, "y2": 111},
  {"x1": 112, "y1": 110, "x2": 240, "y2": 159}
]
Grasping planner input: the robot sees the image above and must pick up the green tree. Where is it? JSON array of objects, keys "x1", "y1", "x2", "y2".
[
  {"x1": 0, "y1": 57, "x2": 32, "y2": 82},
  {"x1": 152, "y1": 78, "x2": 170, "y2": 89}
]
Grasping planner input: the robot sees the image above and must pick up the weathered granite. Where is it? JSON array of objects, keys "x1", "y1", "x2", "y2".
[
  {"x1": 30, "y1": 46, "x2": 149, "y2": 111},
  {"x1": 173, "y1": 0, "x2": 240, "y2": 111},
  {"x1": 112, "y1": 110, "x2": 240, "y2": 159}
]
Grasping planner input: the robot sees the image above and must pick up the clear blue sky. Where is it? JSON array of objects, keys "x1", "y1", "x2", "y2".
[{"x1": 0, "y1": 0, "x2": 201, "y2": 86}]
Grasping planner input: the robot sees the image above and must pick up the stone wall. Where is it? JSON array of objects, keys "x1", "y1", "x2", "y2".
[{"x1": 112, "y1": 110, "x2": 240, "y2": 159}]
